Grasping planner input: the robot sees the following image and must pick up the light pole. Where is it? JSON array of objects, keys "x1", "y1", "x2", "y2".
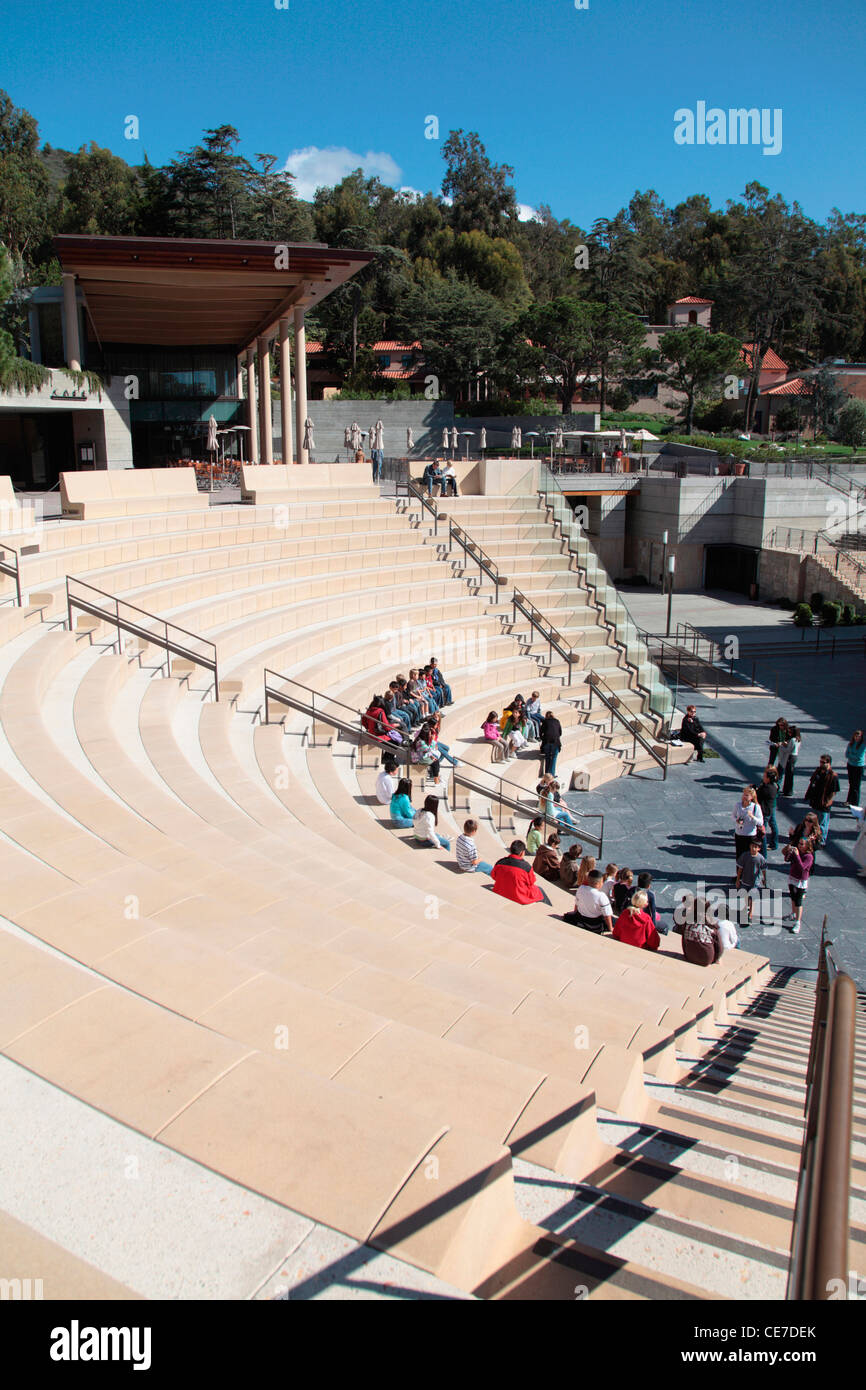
[
  {"x1": 666, "y1": 554, "x2": 676, "y2": 637},
  {"x1": 660, "y1": 530, "x2": 668, "y2": 590}
]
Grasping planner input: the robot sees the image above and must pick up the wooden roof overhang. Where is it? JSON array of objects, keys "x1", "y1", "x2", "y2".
[{"x1": 54, "y1": 235, "x2": 375, "y2": 352}]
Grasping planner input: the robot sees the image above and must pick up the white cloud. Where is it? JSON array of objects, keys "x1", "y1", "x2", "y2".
[
  {"x1": 517, "y1": 203, "x2": 541, "y2": 222},
  {"x1": 284, "y1": 145, "x2": 403, "y2": 201}
]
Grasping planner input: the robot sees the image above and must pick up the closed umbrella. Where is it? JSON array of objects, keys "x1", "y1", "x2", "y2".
[
  {"x1": 406, "y1": 426, "x2": 414, "y2": 452},
  {"x1": 480, "y1": 427, "x2": 487, "y2": 450},
  {"x1": 453, "y1": 426, "x2": 461, "y2": 452},
  {"x1": 373, "y1": 419, "x2": 384, "y2": 452},
  {"x1": 511, "y1": 426, "x2": 522, "y2": 451},
  {"x1": 205, "y1": 414, "x2": 218, "y2": 491},
  {"x1": 554, "y1": 426, "x2": 564, "y2": 451},
  {"x1": 442, "y1": 427, "x2": 450, "y2": 451},
  {"x1": 350, "y1": 421, "x2": 362, "y2": 453},
  {"x1": 303, "y1": 418, "x2": 315, "y2": 455},
  {"x1": 343, "y1": 425, "x2": 352, "y2": 459}
]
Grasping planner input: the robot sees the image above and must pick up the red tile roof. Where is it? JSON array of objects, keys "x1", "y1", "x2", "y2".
[
  {"x1": 372, "y1": 340, "x2": 422, "y2": 352},
  {"x1": 378, "y1": 367, "x2": 424, "y2": 380},
  {"x1": 741, "y1": 344, "x2": 788, "y2": 371},
  {"x1": 674, "y1": 296, "x2": 713, "y2": 305},
  {"x1": 762, "y1": 377, "x2": 811, "y2": 397},
  {"x1": 306, "y1": 341, "x2": 324, "y2": 353}
]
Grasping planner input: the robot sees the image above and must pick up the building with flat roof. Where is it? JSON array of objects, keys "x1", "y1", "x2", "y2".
[{"x1": 1, "y1": 234, "x2": 374, "y2": 486}]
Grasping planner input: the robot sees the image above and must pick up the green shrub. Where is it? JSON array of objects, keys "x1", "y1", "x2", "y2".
[
  {"x1": 794, "y1": 603, "x2": 814, "y2": 627},
  {"x1": 842, "y1": 603, "x2": 855, "y2": 626},
  {"x1": 822, "y1": 600, "x2": 842, "y2": 627},
  {"x1": 810, "y1": 591, "x2": 825, "y2": 612}
]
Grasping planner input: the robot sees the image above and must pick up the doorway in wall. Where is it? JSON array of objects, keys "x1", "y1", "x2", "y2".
[{"x1": 704, "y1": 544, "x2": 759, "y2": 595}]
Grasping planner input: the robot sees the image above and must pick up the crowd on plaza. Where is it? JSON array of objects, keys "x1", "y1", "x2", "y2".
[{"x1": 368, "y1": 655, "x2": 864, "y2": 967}]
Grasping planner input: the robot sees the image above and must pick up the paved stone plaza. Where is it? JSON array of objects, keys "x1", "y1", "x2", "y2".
[{"x1": 575, "y1": 590, "x2": 866, "y2": 983}]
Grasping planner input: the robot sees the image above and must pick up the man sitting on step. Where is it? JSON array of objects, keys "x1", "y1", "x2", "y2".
[{"x1": 563, "y1": 869, "x2": 614, "y2": 934}]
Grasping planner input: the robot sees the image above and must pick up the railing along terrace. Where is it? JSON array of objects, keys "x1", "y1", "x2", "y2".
[
  {"x1": 66, "y1": 576, "x2": 220, "y2": 698},
  {"x1": 786, "y1": 918, "x2": 857, "y2": 1301},
  {"x1": 584, "y1": 669, "x2": 669, "y2": 777}
]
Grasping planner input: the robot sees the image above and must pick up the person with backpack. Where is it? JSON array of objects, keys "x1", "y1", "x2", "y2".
[{"x1": 756, "y1": 766, "x2": 780, "y2": 853}]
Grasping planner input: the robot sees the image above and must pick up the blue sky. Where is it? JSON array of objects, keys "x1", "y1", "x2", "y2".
[{"x1": 4, "y1": 0, "x2": 864, "y2": 227}]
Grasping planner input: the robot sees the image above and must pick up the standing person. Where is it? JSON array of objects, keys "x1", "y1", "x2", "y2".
[
  {"x1": 491, "y1": 840, "x2": 550, "y2": 906},
  {"x1": 564, "y1": 869, "x2": 613, "y2": 933},
  {"x1": 805, "y1": 754, "x2": 840, "y2": 844},
  {"x1": 845, "y1": 730, "x2": 865, "y2": 806},
  {"x1": 371, "y1": 447, "x2": 384, "y2": 484},
  {"x1": 539, "y1": 711, "x2": 563, "y2": 776},
  {"x1": 679, "y1": 705, "x2": 707, "y2": 762},
  {"x1": 413, "y1": 794, "x2": 451, "y2": 850},
  {"x1": 787, "y1": 812, "x2": 823, "y2": 862},
  {"x1": 533, "y1": 833, "x2": 562, "y2": 882},
  {"x1": 767, "y1": 717, "x2": 789, "y2": 767},
  {"x1": 455, "y1": 819, "x2": 493, "y2": 875},
  {"x1": 756, "y1": 766, "x2": 780, "y2": 852},
  {"x1": 735, "y1": 840, "x2": 767, "y2": 925},
  {"x1": 612, "y1": 889, "x2": 660, "y2": 952},
  {"x1": 778, "y1": 725, "x2": 801, "y2": 798},
  {"x1": 733, "y1": 786, "x2": 764, "y2": 863},
  {"x1": 782, "y1": 838, "x2": 814, "y2": 934}
]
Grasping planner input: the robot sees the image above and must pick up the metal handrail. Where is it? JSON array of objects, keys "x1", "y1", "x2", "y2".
[
  {"x1": 450, "y1": 762, "x2": 604, "y2": 852},
  {"x1": 766, "y1": 526, "x2": 866, "y2": 584},
  {"x1": 787, "y1": 918, "x2": 857, "y2": 1300},
  {"x1": 447, "y1": 518, "x2": 505, "y2": 590},
  {"x1": 263, "y1": 668, "x2": 603, "y2": 845},
  {"x1": 641, "y1": 632, "x2": 722, "y2": 701},
  {"x1": 396, "y1": 478, "x2": 443, "y2": 536},
  {"x1": 677, "y1": 477, "x2": 734, "y2": 540},
  {"x1": 0, "y1": 539, "x2": 23, "y2": 606},
  {"x1": 66, "y1": 575, "x2": 220, "y2": 699},
  {"x1": 585, "y1": 669, "x2": 668, "y2": 777},
  {"x1": 263, "y1": 669, "x2": 409, "y2": 766},
  {"x1": 511, "y1": 587, "x2": 579, "y2": 685}
]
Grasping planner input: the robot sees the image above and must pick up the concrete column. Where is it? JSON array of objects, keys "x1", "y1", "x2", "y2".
[
  {"x1": 294, "y1": 306, "x2": 309, "y2": 466},
  {"x1": 61, "y1": 273, "x2": 81, "y2": 371},
  {"x1": 257, "y1": 334, "x2": 274, "y2": 466},
  {"x1": 279, "y1": 317, "x2": 293, "y2": 465},
  {"x1": 245, "y1": 349, "x2": 259, "y2": 464}
]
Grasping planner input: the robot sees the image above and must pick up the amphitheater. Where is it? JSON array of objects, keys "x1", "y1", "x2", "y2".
[{"x1": 0, "y1": 461, "x2": 863, "y2": 1303}]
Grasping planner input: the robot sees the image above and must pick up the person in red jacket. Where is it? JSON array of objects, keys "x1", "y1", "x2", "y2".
[
  {"x1": 612, "y1": 889, "x2": 660, "y2": 951},
  {"x1": 491, "y1": 840, "x2": 551, "y2": 905}
]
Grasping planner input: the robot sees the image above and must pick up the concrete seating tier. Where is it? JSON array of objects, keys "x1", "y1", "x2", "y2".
[
  {"x1": 241, "y1": 463, "x2": 380, "y2": 504},
  {"x1": 60, "y1": 466, "x2": 210, "y2": 519},
  {"x1": 3, "y1": 491, "x2": 853, "y2": 1301}
]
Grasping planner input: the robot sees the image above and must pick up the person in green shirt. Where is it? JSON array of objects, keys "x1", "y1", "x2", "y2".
[{"x1": 526, "y1": 816, "x2": 545, "y2": 856}]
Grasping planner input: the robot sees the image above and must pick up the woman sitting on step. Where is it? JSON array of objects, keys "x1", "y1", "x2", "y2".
[
  {"x1": 390, "y1": 778, "x2": 415, "y2": 829},
  {"x1": 413, "y1": 794, "x2": 451, "y2": 851}
]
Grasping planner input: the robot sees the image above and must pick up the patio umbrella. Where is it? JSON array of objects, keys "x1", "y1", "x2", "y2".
[
  {"x1": 373, "y1": 419, "x2": 384, "y2": 453},
  {"x1": 303, "y1": 418, "x2": 315, "y2": 454},
  {"x1": 480, "y1": 427, "x2": 487, "y2": 450},
  {"x1": 350, "y1": 421, "x2": 362, "y2": 452},
  {"x1": 525, "y1": 429, "x2": 540, "y2": 458},
  {"x1": 461, "y1": 430, "x2": 475, "y2": 460},
  {"x1": 553, "y1": 426, "x2": 564, "y2": 451},
  {"x1": 343, "y1": 425, "x2": 352, "y2": 459},
  {"x1": 406, "y1": 426, "x2": 414, "y2": 452},
  {"x1": 205, "y1": 415, "x2": 218, "y2": 491},
  {"x1": 511, "y1": 426, "x2": 522, "y2": 451},
  {"x1": 451, "y1": 427, "x2": 460, "y2": 452},
  {"x1": 442, "y1": 427, "x2": 450, "y2": 451}
]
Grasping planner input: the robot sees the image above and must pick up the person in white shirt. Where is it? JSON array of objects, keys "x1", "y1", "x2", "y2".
[
  {"x1": 733, "y1": 786, "x2": 764, "y2": 862},
  {"x1": 563, "y1": 870, "x2": 613, "y2": 933},
  {"x1": 413, "y1": 795, "x2": 451, "y2": 850},
  {"x1": 375, "y1": 756, "x2": 400, "y2": 805},
  {"x1": 716, "y1": 917, "x2": 739, "y2": 951},
  {"x1": 455, "y1": 818, "x2": 494, "y2": 874}
]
